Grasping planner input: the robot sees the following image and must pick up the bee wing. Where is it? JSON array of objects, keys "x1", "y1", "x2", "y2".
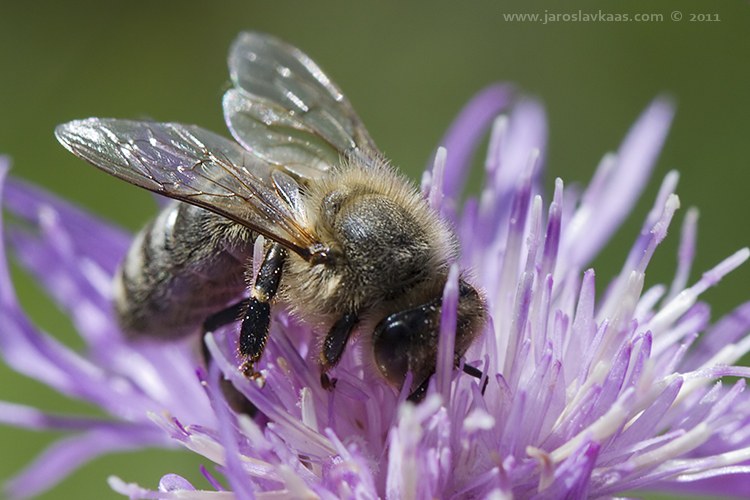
[
  {"x1": 55, "y1": 118, "x2": 324, "y2": 259},
  {"x1": 225, "y1": 31, "x2": 381, "y2": 179}
]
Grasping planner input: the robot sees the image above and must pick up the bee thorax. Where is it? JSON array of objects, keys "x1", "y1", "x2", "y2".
[
  {"x1": 284, "y1": 172, "x2": 456, "y2": 323},
  {"x1": 335, "y1": 195, "x2": 432, "y2": 292}
]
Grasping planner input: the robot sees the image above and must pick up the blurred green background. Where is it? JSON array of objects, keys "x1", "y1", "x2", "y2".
[{"x1": 0, "y1": 1, "x2": 748, "y2": 499}]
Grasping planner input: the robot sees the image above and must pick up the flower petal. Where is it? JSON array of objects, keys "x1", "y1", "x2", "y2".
[{"x1": 436, "y1": 84, "x2": 513, "y2": 200}]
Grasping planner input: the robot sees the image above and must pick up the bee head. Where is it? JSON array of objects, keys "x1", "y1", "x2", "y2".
[{"x1": 371, "y1": 279, "x2": 486, "y2": 397}]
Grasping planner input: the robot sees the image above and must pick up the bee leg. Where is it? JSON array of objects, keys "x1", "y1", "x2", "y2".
[
  {"x1": 199, "y1": 299, "x2": 258, "y2": 417},
  {"x1": 320, "y1": 312, "x2": 359, "y2": 373},
  {"x1": 203, "y1": 298, "x2": 251, "y2": 333},
  {"x1": 238, "y1": 243, "x2": 286, "y2": 375},
  {"x1": 320, "y1": 373, "x2": 337, "y2": 390},
  {"x1": 201, "y1": 298, "x2": 249, "y2": 365},
  {"x1": 405, "y1": 365, "x2": 486, "y2": 404},
  {"x1": 200, "y1": 334, "x2": 259, "y2": 417},
  {"x1": 406, "y1": 376, "x2": 431, "y2": 403},
  {"x1": 462, "y1": 363, "x2": 489, "y2": 395}
]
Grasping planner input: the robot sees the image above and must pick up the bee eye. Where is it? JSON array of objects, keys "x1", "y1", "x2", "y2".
[
  {"x1": 372, "y1": 301, "x2": 441, "y2": 387},
  {"x1": 372, "y1": 316, "x2": 411, "y2": 385}
]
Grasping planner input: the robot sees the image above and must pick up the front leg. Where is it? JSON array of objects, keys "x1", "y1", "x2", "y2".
[
  {"x1": 320, "y1": 312, "x2": 359, "y2": 369},
  {"x1": 319, "y1": 312, "x2": 359, "y2": 390},
  {"x1": 238, "y1": 243, "x2": 286, "y2": 374}
]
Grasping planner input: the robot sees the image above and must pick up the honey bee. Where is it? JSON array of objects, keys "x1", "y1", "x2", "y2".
[{"x1": 55, "y1": 32, "x2": 486, "y2": 401}]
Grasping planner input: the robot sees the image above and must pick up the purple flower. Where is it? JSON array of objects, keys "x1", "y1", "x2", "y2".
[{"x1": 3, "y1": 52, "x2": 750, "y2": 500}]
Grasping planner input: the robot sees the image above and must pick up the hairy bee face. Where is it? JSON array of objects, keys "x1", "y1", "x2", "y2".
[{"x1": 55, "y1": 32, "x2": 487, "y2": 401}]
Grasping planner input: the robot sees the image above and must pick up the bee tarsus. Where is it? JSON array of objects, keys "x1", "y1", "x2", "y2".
[
  {"x1": 320, "y1": 373, "x2": 337, "y2": 390},
  {"x1": 321, "y1": 312, "x2": 360, "y2": 368},
  {"x1": 461, "y1": 363, "x2": 489, "y2": 395},
  {"x1": 238, "y1": 243, "x2": 286, "y2": 369}
]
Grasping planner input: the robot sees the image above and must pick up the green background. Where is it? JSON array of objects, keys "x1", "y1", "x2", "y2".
[{"x1": 1, "y1": 1, "x2": 749, "y2": 499}]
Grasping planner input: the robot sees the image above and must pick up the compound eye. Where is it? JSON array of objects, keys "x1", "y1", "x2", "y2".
[
  {"x1": 372, "y1": 301, "x2": 441, "y2": 388},
  {"x1": 372, "y1": 314, "x2": 411, "y2": 385}
]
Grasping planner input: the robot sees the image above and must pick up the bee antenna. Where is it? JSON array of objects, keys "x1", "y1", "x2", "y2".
[{"x1": 462, "y1": 363, "x2": 489, "y2": 395}]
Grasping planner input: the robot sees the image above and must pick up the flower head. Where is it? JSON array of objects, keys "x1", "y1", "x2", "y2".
[{"x1": 2, "y1": 40, "x2": 750, "y2": 500}]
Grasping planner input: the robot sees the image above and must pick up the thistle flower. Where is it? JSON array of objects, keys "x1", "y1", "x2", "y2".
[{"x1": 2, "y1": 75, "x2": 750, "y2": 500}]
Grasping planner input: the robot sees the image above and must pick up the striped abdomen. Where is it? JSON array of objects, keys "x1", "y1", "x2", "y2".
[{"x1": 114, "y1": 201, "x2": 254, "y2": 339}]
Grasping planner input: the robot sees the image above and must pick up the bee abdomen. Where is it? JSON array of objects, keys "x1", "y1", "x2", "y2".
[{"x1": 114, "y1": 201, "x2": 253, "y2": 340}]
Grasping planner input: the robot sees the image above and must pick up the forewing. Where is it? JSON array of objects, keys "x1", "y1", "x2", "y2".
[
  {"x1": 225, "y1": 31, "x2": 381, "y2": 178},
  {"x1": 55, "y1": 118, "x2": 323, "y2": 258}
]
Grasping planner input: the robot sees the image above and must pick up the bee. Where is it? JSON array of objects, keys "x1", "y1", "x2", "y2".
[{"x1": 55, "y1": 32, "x2": 487, "y2": 401}]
